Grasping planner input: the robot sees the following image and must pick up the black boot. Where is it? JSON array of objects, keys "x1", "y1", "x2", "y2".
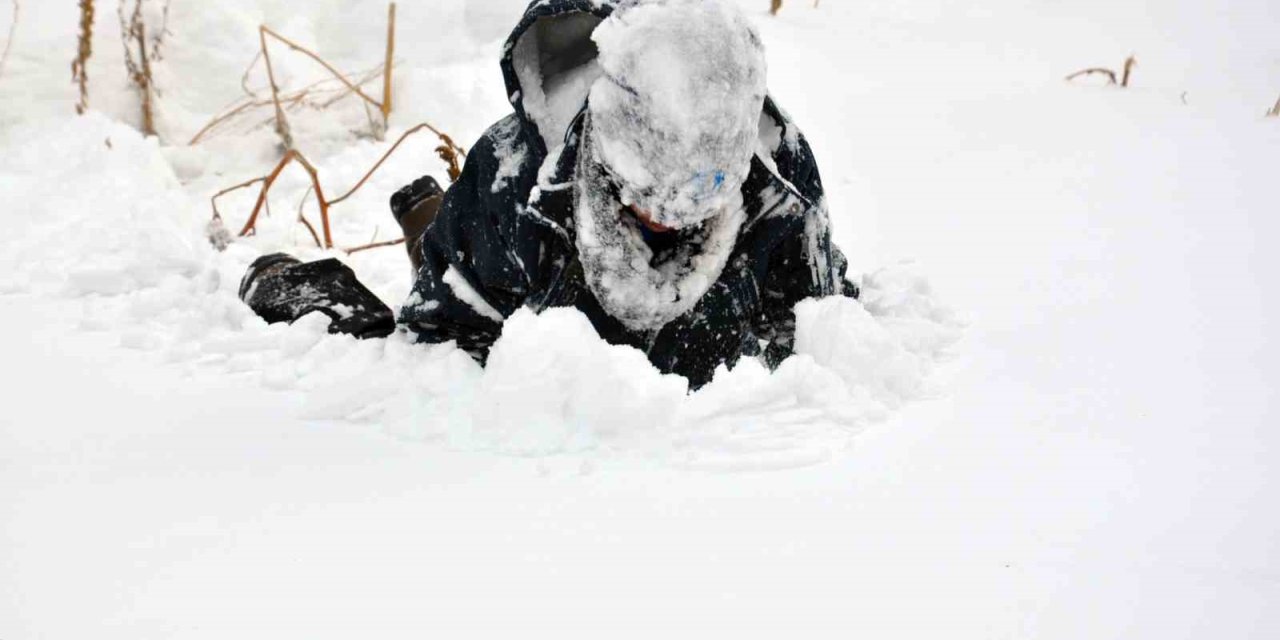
[
  {"x1": 390, "y1": 175, "x2": 445, "y2": 272},
  {"x1": 239, "y1": 253, "x2": 396, "y2": 339}
]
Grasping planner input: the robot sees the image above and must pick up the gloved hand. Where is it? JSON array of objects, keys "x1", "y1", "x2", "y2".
[{"x1": 239, "y1": 253, "x2": 396, "y2": 339}]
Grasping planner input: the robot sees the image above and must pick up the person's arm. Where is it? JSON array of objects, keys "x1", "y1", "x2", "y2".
[
  {"x1": 753, "y1": 123, "x2": 859, "y2": 367},
  {"x1": 397, "y1": 122, "x2": 536, "y2": 361}
]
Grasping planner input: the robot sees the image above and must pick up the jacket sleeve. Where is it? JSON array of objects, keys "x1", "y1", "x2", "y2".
[
  {"x1": 753, "y1": 126, "x2": 859, "y2": 368},
  {"x1": 396, "y1": 123, "x2": 536, "y2": 361}
]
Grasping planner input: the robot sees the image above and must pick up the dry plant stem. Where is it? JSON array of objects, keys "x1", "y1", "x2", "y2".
[
  {"x1": 295, "y1": 185, "x2": 322, "y2": 248},
  {"x1": 188, "y1": 99, "x2": 259, "y2": 144},
  {"x1": 318, "y1": 64, "x2": 385, "y2": 109},
  {"x1": 210, "y1": 176, "x2": 267, "y2": 221},
  {"x1": 382, "y1": 3, "x2": 395, "y2": 120},
  {"x1": 135, "y1": 20, "x2": 156, "y2": 135},
  {"x1": 72, "y1": 0, "x2": 94, "y2": 114},
  {"x1": 344, "y1": 237, "x2": 405, "y2": 255},
  {"x1": 1264, "y1": 94, "x2": 1280, "y2": 117},
  {"x1": 1121, "y1": 55, "x2": 1136, "y2": 88},
  {"x1": 298, "y1": 214, "x2": 323, "y2": 247},
  {"x1": 260, "y1": 25, "x2": 388, "y2": 137},
  {"x1": 258, "y1": 27, "x2": 292, "y2": 148},
  {"x1": 240, "y1": 49, "x2": 262, "y2": 98},
  {"x1": 119, "y1": 0, "x2": 161, "y2": 136},
  {"x1": 1, "y1": 0, "x2": 18, "y2": 80},
  {"x1": 1065, "y1": 67, "x2": 1118, "y2": 85},
  {"x1": 436, "y1": 136, "x2": 464, "y2": 183},
  {"x1": 239, "y1": 150, "x2": 332, "y2": 246},
  {"x1": 329, "y1": 123, "x2": 464, "y2": 207}
]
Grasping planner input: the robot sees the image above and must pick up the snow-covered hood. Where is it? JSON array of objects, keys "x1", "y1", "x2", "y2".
[
  {"x1": 502, "y1": 0, "x2": 767, "y2": 231},
  {"x1": 500, "y1": 0, "x2": 619, "y2": 155},
  {"x1": 586, "y1": 0, "x2": 768, "y2": 230}
]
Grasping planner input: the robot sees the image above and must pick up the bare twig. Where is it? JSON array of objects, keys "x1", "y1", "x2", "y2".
[
  {"x1": 239, "y1": 49, "x2": 262, "y2": 99},
  {"x1": 344, "y1": 237, "x2": 405, "y2": 255},
  {"x1": 72, "y1": 0, "x2": 94, "y2": 115},
  {"x1": 295, "y1": 185, "x2": 323, "y2": 248},
  {"x1": 329, "y1": 122, "x2": 465, "y2": 207},
  {"x1": 1066, "y1": 55, "x2": 1137, "y2": 89},
  {"x1": 317, "y1": 63, "x2": 385, "y2": 108},
  {"x1": 149, "y1": 0, "x2": 170, "y2": 60},
  {"x1": 258, "y1": 25, "x2": 292, "y2": 148},
  {"x1": 210, "y1": 176, "x2": 267, "y2": 221},
  {"x1": 188, "y1": 98, "x2": 260, "y2": 145},
  {"x1": 118, "y1": 0, "x2": 170, "y2": 136},
  {"x1": 238, "y1": 150, "x2": 332, "y2": 245},
  {"x1": 1065, "y1": 67, "x2": 1118, "y2": 85},
  {"x1": 259, "y1": 24, "x2": 391, "y2": 141},
  {"x1": 190, "y1": 63, "x2": 386, "y2": 145},
  {"x1": 199, "y1": 4, "x2": 396, "y2": 145},
  {"x1": 1, "y1": 0, "x2": 18, "y2": 81},
  {"x1": 382, "y1": 3, "x2": 395, "y2": 121},
  {"x1": 1267, "y1": 94, "x2": 1280, "y2": 118}
]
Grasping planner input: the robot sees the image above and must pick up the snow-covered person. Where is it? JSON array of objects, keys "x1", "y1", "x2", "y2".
[{"x1": 240, "y1": 0, "x2": 858, "y2": 388}]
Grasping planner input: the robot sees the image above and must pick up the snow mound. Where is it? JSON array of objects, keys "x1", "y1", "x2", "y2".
[{"x1": 468, "y1": 307, "x2": 688, "y2": 456}]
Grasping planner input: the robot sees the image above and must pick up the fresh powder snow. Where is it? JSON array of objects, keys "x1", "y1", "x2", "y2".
[{"x1": 2, "y1": 0, "x2": 1278, "y2": 638}]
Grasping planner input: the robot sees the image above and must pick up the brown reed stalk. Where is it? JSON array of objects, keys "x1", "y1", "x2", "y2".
[
  {"x1": 382, "y1": 3, "x2": 395, "y2": 121},
  {"x1": 191, "y1": 64, "x2": 385, "y2": 145},
  {"x1": 258, "y1": 25, "x2": 292, "y2": 148},
  {"x1": 258, "y1": 21, "x2": 393, "y2": 143},
  {"x1": 1066, "y1": 56, "x2": 1137, "y2": 88},
  {"x1": 72, "y1": 0, "x2": 94, "y2": 114},
  {"x1": 237, "y1": 150, "x2": 331, "y2": 244},
  {"x1": 295, "y1": 185, "x2": 323, "y2": 248},
  {"x1": 328, "y1": 122, "x2": 465, "y2": 207},
  {"x1": 210, "y1": 176, "x2": 267, "y2": 221},
  {"x1": 1065, "y1": 67, "x2": 1118, "y2": 85},
  {"x1": 119, "y1": 0, "x2": 161, "y2": 136},
  {"x1": 345, "y1": 237, "x2": 405, "y2": 255},
  {"x1": 1, "y1": 0, "x2": 18, "y2": 81}
]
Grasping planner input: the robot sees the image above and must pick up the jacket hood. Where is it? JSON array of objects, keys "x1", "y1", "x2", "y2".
[{"x1": 500, "y1": 0, "x2": 618, "y2": 156}]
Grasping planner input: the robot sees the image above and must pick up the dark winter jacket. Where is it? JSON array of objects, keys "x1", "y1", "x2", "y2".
[{"x1": 398, "y1": 0, "x2": 856, "y2": 388}]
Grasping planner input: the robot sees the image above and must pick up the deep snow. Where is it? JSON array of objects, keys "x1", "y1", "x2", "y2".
[{"x1": 2, "y1": 0, "x2": 1279, "y2": 637}]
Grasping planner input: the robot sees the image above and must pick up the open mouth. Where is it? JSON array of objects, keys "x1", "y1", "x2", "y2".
[{"x1": 626, "y1": 205, "x2": 673, "y2": 234}]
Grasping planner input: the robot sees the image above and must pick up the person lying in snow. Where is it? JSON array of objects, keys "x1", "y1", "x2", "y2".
[{"x1": 239, "y1": 0, "x2": 858, "y2": 388}]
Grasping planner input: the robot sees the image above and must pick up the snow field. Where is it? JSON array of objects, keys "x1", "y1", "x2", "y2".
[{"x1": 3, "y1": 0, "x2": 1279, "y2": 637}]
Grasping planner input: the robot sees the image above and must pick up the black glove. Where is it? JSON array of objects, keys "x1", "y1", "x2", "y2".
[
  {"x1": 389, "y1": 175, "x2": 444, "y2": 226},
  {"x1": 239, "y1": 253, "x2": 396, "y2": 339}
]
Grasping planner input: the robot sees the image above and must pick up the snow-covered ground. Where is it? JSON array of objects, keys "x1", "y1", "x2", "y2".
[{"x1": 2, "y1": 0, "x2": 1279, "y2": 637}]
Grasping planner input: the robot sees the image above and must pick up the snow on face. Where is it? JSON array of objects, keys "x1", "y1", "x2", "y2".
[
  {"x1": 587, "y1": 0, "x2": 767, "y2": 230},
  {"x1": 574, "y1": 128, "x2": 748, "y2": 333}
]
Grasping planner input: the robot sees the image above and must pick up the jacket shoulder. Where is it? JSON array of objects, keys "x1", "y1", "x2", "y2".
[
  {"x1": 759, "y1": 96, "x2": 824, "y2": 204},
  {"x1": 459, "y1": 114, "x2": 541, "y2": 209}
]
